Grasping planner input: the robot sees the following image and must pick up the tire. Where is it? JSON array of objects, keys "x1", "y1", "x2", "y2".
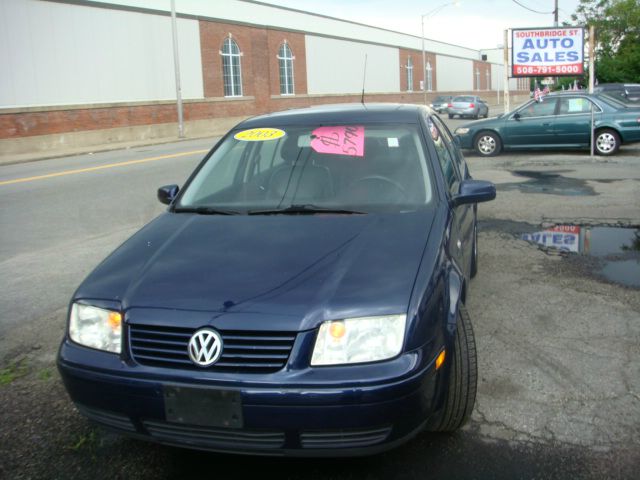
[
  {"x1": 470, "y1": 222, "x2": 478, "y2": 278},
  {"x1": 594, "y1": 129, "x2": 620, "y2": 156},
  {"x1": 448, "y1": 114, "x2": 454, "y2": 119},
  {"x1": 483, "y1": 110, "x2": 489, "y2": 118},
  {"x1": 429, "y1": 305, "x2": 477, "y2": 432},
  {"x1": 473, "y1": 113, "x2": 478, "y2": 120},
  {"x1": 474, "y1": 131, "x2": 502, "y2": 157}
]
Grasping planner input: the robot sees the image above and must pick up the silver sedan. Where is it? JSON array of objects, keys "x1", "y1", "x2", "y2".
[{"x1": 447, "y1": 96, "x2": 489, "y2": 119}]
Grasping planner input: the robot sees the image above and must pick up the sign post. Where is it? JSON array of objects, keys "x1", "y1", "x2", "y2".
[{"x1": 589, "y1": 25, "x2": 595, "y2": 157}]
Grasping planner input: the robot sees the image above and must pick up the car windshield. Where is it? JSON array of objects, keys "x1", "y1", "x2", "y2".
[
  {"x1": 434, "y1": 96, "x2": 449, "y2": 103},
  {"x1": 177, "y1": 124, "x2": 433, "y2": 214},
  {"x1": 453, "y1": 96, "x2": 474, "y2": 103}
]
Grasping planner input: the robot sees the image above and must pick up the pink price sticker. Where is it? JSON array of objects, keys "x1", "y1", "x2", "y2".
[{"x1": 310, "y1": 126, "x2": 365, "y2": 157}]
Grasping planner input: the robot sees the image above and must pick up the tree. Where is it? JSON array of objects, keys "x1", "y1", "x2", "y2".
[{"x1": 570, "y1": 0, "x2": 640, "y2": 83}]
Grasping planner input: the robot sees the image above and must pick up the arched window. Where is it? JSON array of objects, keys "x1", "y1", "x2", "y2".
[
  {"x1": 277, "y1": 42, "x2": 294, "y2": 95},
  {"x1": 426, "y1": 61, "x2": 433, "y2": 92},
  {"x1": 406, "y1": 56, "x2": 413, "y2": 92},
  {"x1": 221, "y1": 36, "x2": 242, "y2": 97}
]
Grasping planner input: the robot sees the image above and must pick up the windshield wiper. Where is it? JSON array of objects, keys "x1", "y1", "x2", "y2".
[
  {"x1": 248, "y1": 204, "x2": 365, "y2": 215},
  {"x1": 173, "y1": 206, "x2": 239, "y2": 215}
]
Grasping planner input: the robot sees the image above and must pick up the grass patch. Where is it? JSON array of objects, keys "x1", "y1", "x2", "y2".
[
  {"x1": 69, "y1": 429, "x2": 98, "y2": 452},
  {"x1": 38, "y1": 368, "x2": 52, "y2": 381},
  {"x1": 0, "y1": 359, "x2": 29, "y2": 385}
]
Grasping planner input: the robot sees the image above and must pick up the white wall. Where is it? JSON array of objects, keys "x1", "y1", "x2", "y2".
[
  {"x1": 435, "y1": 55, "x2": 473, "y2": 92},
  {"x1": 305, "y1": 36, "x2": 399, "y2": 95},
  {"x1": 0, "y1": 0, "x2": 203, "y2": 108},
  {"x1": 491, "y1": 64, "x2": 504, "y2": 91},
  {"x1": 89, "y1": 0, "x2": 480, "y2": 60}
]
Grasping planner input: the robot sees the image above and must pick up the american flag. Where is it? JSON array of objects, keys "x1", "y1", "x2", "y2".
[{"x1": 534, "y1": 86, "x2": 542, "y2": 102}]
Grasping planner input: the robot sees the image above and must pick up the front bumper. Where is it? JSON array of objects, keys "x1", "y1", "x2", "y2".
[
  {"x1": 454, "y1": 132, "x2": 474, "y2": 149},
  {"x1": 57, "y1": 339, "x2": 443, "y2": 456}
]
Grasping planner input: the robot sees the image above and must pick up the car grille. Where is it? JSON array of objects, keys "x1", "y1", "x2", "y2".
[
  {"x1": 129, "y1": 324, "x2": 296, "y2": 373},
  {"x1": 143, "y1": 420, "x2": 285, "y2": 450}
]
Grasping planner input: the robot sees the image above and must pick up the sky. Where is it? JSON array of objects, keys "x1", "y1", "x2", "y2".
[{"x1": 258, "y1": 0, "x2": 582, "y2": 50}]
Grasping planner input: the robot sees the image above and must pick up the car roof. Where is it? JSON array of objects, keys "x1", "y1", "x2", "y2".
[{"x1": 237, "y1": 103, "x2": 425, "y2": 128}]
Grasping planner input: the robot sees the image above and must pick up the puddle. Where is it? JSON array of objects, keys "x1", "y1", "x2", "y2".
[
  {"x1": 498, "y1": 170, "x2": 596, "y2": 196},
  {"x1": 522, "y1": 225, "x2": 640, "y2": 288}
]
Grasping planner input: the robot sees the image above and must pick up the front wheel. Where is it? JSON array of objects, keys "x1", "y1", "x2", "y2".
[
  {"x1": 428, "y1": 305, "x2": 477, "y2": 431},
  {"x1": 595, "y1": 129, "x2": 620, "y2": 156},
  {"x1": 448, "y1": 114, "x2": 454, "y2": 119},
  {"x1": 474, "y1": 131, "x2": 502, "y2": 157}
]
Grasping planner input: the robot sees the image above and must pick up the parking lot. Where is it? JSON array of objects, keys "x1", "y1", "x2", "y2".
[{"x1": 1, "y1": 124, "x2": 639, "y2": 479}]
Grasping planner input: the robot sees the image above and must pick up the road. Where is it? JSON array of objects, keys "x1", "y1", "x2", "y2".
[{"x1": 1, "y1": 122, "x2": 639, "y2": 479}]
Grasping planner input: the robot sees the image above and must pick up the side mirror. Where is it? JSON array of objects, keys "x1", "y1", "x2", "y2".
[
  {"x1": 452, "y1": 179, "x2": 496, "y2": 207},
  {"x1": 513, "y1": 112, "x2": 521, "y2": 121},
  {"x1": 157, "y1": 184, "x2": 179, "y2": 205}
]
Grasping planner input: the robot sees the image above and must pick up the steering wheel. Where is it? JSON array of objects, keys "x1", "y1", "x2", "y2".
[{"x1": 347, "y1": 175, "x2": 408, "y2": 203}]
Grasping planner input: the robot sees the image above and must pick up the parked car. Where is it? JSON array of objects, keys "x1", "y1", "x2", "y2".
[
  {"x1": 594, "y1": 83, "x2": 640, "y2": 103},
  {"x1": 453, "y1": 92, "x2": 640, "y2": 157},
  {"x1": 58, "y1": 103, "x2": 496, "y2": 456},
  {"x1": 429, "y1": 95, "x2": 453, "y2": 113},
  {"x1": 447, "y1": 96, "x2": 489, "y2": 119}
]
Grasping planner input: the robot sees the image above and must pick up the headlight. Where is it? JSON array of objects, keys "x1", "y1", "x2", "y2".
[
  {"x1": 311, "y1": 314, "x2": 406, "y2": 366},
  {"x1": 69, "y1": 303, "x2": 122, "y2": 353},
  {"x1": 455, "y1": 127, "x2": 470, "y2": 135}
]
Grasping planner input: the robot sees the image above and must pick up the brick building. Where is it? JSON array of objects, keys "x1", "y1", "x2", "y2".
[{"x1": 0, "y1": 0, "x2": 527, "y2": 157}]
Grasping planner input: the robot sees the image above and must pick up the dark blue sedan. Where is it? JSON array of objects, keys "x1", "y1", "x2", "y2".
[{"x1": 57, "y1": 104, "x2": 495, "y2": 456}]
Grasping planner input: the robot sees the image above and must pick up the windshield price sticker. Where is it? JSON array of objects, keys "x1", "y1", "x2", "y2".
[
  {"x1": 310, "y1": 126, "x2": 365, "y2": 157},
  {"x1": 234, "y1": 128, "x2": 286, "y2": 141}
]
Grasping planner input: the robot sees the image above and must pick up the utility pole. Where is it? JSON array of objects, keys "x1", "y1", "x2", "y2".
[
  {"x1": 171, "y1": 0, "x2": 184, "y2": 138},
  {"x1": 554, "y1": 0, "x2": 559, "y2": 27},
  {"x1": 503, "y1": 30, "x2": 510, "y2": 113}
]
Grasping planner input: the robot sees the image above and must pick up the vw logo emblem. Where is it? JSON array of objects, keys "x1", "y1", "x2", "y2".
[{"x1": 188, "y1": 329, "x2": 223, "y2": 367}]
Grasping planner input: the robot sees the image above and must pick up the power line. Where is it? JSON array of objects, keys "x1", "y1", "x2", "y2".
[{"x1": 511, "y1": 0, "x2": 555, "y2": 14}]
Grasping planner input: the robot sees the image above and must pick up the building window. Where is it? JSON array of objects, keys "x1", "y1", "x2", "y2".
[
  {"x1": 486, "y1": 69, "x2": 490, "y2": 90},
  {"x1": 277, "y1": 42, "x2": 295, "y2": 95},
  {"x1": 475, "y1": 67, "x2": 480, "y2": 91},
  {"x1": 221, "y1": 36, "x2": 242, "y2": 97},
  {"x1": 426, "y1": 61, "x2": 433, "y2": 91},
  {"x1": 406, "y1": 56, "x2": 413, "y2": 92}
]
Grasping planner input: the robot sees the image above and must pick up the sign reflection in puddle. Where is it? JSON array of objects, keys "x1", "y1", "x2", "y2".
[{"x1": 522, "y1": 225, "x2": 640, "y2": 288}]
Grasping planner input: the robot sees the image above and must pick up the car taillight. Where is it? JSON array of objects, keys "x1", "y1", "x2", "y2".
[
  {"x1": 469, "y1": 103, "x2": 475, "y2": 108},
  {"x1": 448, "y1": 103, "x2": 453, "y2": 107}
]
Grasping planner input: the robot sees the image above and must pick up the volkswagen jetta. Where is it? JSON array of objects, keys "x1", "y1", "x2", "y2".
[{"x1": 58, "y1": 104, "x2": 496, "y2": 456}]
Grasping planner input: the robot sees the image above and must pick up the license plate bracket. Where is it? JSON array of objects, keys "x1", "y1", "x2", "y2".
[{"x1": 163, "y1": 385, "x2": 243, "y2": 428}]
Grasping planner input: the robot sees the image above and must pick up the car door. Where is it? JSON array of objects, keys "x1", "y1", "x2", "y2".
[
  {"x1": 428, "y1": 115, "x2": 473, "y2": 278},
  {"x1": 554, "y1": 96, "x2": 600, "y2": 146},
  {"x1": 503, "y1": 98, "x2": 559, "y2": 147}
]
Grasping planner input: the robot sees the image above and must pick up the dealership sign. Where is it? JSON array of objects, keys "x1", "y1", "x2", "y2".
[{"x1": 512, "y1": 27, "x2": 584, "y2": 77}]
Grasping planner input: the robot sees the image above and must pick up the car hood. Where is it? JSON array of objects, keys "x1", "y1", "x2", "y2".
[
  {"x1": 75, "y1": 211, "x2": 436, "y2": 329},
  {"x1": 457, "y1": 116, "x2": 506, "y2": 130}
]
